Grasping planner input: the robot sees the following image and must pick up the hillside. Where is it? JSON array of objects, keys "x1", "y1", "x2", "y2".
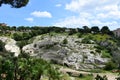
[
  {"x1": 0, "y1": 26, "x2": 120, "y2": 79},
  {"x1": 22, "y1": 33, "x2": 110, "y2": 70}
]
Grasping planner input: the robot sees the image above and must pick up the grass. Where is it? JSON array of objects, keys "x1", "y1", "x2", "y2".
[
  {"x1": 81, "y1": 33, "x2": 111, "y2": 42},
  {"x1": 61, "y1": 74, "x2": 71, "y2": 80},
  {"x1": 75, "y1": 75, "x2": 93, "y2": 80},
  {"x1": 49, "y1": 31, "x2": 68, "y2": 36},
  {"x1": 61, "y1": 73, "x2": 93, "y2": 80},
  {"x1": 101, "y1": 50, "x2": 111, "y2": 58}
]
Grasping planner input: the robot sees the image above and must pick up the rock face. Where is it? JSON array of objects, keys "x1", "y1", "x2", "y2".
[
  {"x1": 0, "y1": 37, "x2": 20, "y2": 57},
  {"x1": 22, "y1": 34, "x2": 109, "y2": 70}
]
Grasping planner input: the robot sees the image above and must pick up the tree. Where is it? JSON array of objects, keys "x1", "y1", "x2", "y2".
[
  {"x1": 0, "y1": 51, "x2": 61, "y2": 80},
  {"x1": 22, "y1": 32, "x2": 31, "y2": 40},
  {"x1": 101, "y1": 26, "x2": 110, "y2": 34},
  {"x1": 0, "y1": 0, "x2": 29, "y2": 8},
  {"x1": 82, "y1": 26, "x2": 90, "y2": 33},
  {"x1": 12, "y1": 33, "x2": 23, "y2": 41},
  {"x1": 91, "y1": 26, "x2": 100, "y2": 34},
  {"x1": 17, "y1": 40, "x2": 29, "y2": 49}
]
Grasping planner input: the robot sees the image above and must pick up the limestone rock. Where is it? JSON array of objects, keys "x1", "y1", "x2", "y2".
[
  {"x1": 0, "y1": 37, "x2": 20, "y2": 57},
  {"x1": 22, "y1": 35, "x2": 110, "y2": 70}
]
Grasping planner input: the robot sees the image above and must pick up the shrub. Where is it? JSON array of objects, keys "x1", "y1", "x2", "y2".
[
  {"x1": 79, "y1": 73, "x2": 84, "y2": 78},
  {"x1": 0, "y1": 40, "x2": 5, "y2": 52},
  {"x1": 104, "y1": 61, "x2": 117, "y2": 70},
  {"x1": 101, "y1": 50, "x2": 111, "y2": 58},
  {"x1": 17, "y1": 40, "x2": 29, "y2": 49},
  {"x1": 90, "y1": 51, "x2": 96, "y2": 55},
  {"x1": 77, "y1": 33, "x2": 82, "y2": 38},
  {"x1": 95, "y1": 49, "x2": 101, "y2": 53},
  {"x1": 63, "y1": 38, "x2": 68, "y2": 44},
  {"x1": 94, "y1": 46, "x2": 104, "y2": 50},
  {"x1": 81, "y1": 38, "x2": 91, "y2": 44}
]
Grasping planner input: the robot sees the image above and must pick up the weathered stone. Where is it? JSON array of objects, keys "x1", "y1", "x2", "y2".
[
  {"x1": 22, "y1": 35, "x2": 109, "y2": 69},
  {"x1": 0, "y1": 37, "x2": 20, "y2": 57}
]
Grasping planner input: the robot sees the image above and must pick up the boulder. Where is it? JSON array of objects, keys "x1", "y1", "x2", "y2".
[{"x1": 0, "y1": 37, "x2": 20, "y2": 57}]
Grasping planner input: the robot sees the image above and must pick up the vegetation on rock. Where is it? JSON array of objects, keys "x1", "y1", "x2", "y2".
[{"x1": 0, "y1": 25, "x2": 120, "y2": 79}]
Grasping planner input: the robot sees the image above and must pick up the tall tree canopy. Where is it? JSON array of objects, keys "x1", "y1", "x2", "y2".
[
  {"x1": 101, "y1": 26, "x2": 110, "y2": 34},
  {"x1": 91, "y1": 26, "x2": 100, "y2": 33},
  {"x1": 0, "y1": 0, "x2": 29, "y2": 8}
]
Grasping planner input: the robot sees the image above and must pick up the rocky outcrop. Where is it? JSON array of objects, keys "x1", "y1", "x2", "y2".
[
  {"x1": 22, "y1": 34, "x2": 110, "y2": 70},
  {"x1": 0, "y1": 37, "x2": 20, "y2": 57}
]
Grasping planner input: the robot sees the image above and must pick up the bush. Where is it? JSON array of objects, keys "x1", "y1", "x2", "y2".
[
  {"x1": 104, "y1": 61, "x2": 117, "y2": 70},
  {"x1": 0, "y1": 40, "x2": 5, "y2": 52},
  {"x1": 94, "y1": 46, "x2": 104, "y2": 50},
  {"x1": 90, "y1": 51, "x2": 95, "y2": 55},
  {"x1": 101, "y1": 50, "x2": 111, "y2": 58},
  {"x1": 12, "y1": 33, "x2": 23, "y2": 41},
  {"x1": 77, "y1": 33, "x2": 82, "y2": 38},
  {"x1": 95, "y1": 49, "x2": 101, "y2": 53},
  {"x1": 81, "y1": 38, "x2": 91, "y2": 44},
  {"x1": 63, "y1": 38, "x2": 68, "y2": 44},
  {"x1": 79, "y1": 73, "x2": 84, "y2": 78},
  {"x1": 17, "y1": 40, "x2": 29, "y2": 49}
]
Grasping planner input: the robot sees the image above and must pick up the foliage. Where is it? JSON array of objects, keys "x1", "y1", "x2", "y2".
[
  {"x1": 12, "y1": 32, "x2": 31, "y2": 41},
  {"x1": 0, "y1": 40, "x2": 5, "y2": 52},
  {"x1": 12, "y1": 33, "x2": 23, "y2": 41},
  {"x1": 81, "y1": 37, "x2": 91, "y2": 44},
  {"x1": 92, "y1": 34, "x2": 111, "y2": 42},
  {"x1": 62, "y1": 38, "x2": 68, "y2": 44},
  {"x1": 82, "y1": 26, "x2": 90, "y2": 33},
  {"x1": 68, "y1": 28, "x2": 77, "y2": 35},
  {"x1": 77, "y1": 33, "x2": 83, "y2": 38},
  {"x1": 101, "y1": 50, "x2": 111, "y2": 58},
  {"x1": 17, "y1": 40, "x2": 29, "y2": 49},
  {"x1": 101, "y1": 26, "x2": 110, "y2": 34},
  {"x1": 89, "y1": 69, "x2": 104, "y2": 73},
  {"x1": 0, "y1": 52, "x2": 61, "y2": 80},
  {"x1": 0, "y1": 0, "x2": 29, "y2": 8},
  {"x1": 77, "y1": 74, "x2": 93, "y2": 80},
  {"x1": 91, "y1": 26, "x2": 100, "y2": 34},
  {"x1": 104, "y1": 61, "x2": 117, "y2": 70}
]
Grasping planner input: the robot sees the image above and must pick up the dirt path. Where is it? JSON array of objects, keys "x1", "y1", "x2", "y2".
[{"x1": 60, "y1": 68, "x2": 118, "y2": 80}]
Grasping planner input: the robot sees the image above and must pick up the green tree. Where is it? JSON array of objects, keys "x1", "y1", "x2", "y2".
[
  {"x1": 0, "y1": 0, "x2": 29, "y2": 8},
  {"x1": 91, "y1": 26, "x2": 100, "y2": 34},
  {"x1": 17, "y1": 40, "x2": 29, "y2": 49},
  {"x1": 83, "y1": 26, "x2": 90, "y2": 33},
  {"x1": 22, "y1": 32, "x2": 31, "y2": 40},
  {"x1": 11, "y1": 26, "x2": 17, "y2": 31},
  {"x1": 101, "y1": 26, "x2": 110, "y2": 34},
  {"x1": 0, "y1": 52, "x2": 61, "y2": 80},
  {"x1": 12, "y1": 33, "x2": 23, "y2": 41}
]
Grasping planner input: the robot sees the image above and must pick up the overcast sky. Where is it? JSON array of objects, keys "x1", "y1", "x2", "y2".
[{"x1": 0, "y1": 0, "x2": 120, "y2": 30}]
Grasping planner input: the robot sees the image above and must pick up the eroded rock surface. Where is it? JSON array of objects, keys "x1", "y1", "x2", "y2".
[
  {"x1": 22, "y1": 34, "x2": 109, "y2": 70},
  {"x1": 0, "y1": 37, "x2": 20, "y2": 57}
]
